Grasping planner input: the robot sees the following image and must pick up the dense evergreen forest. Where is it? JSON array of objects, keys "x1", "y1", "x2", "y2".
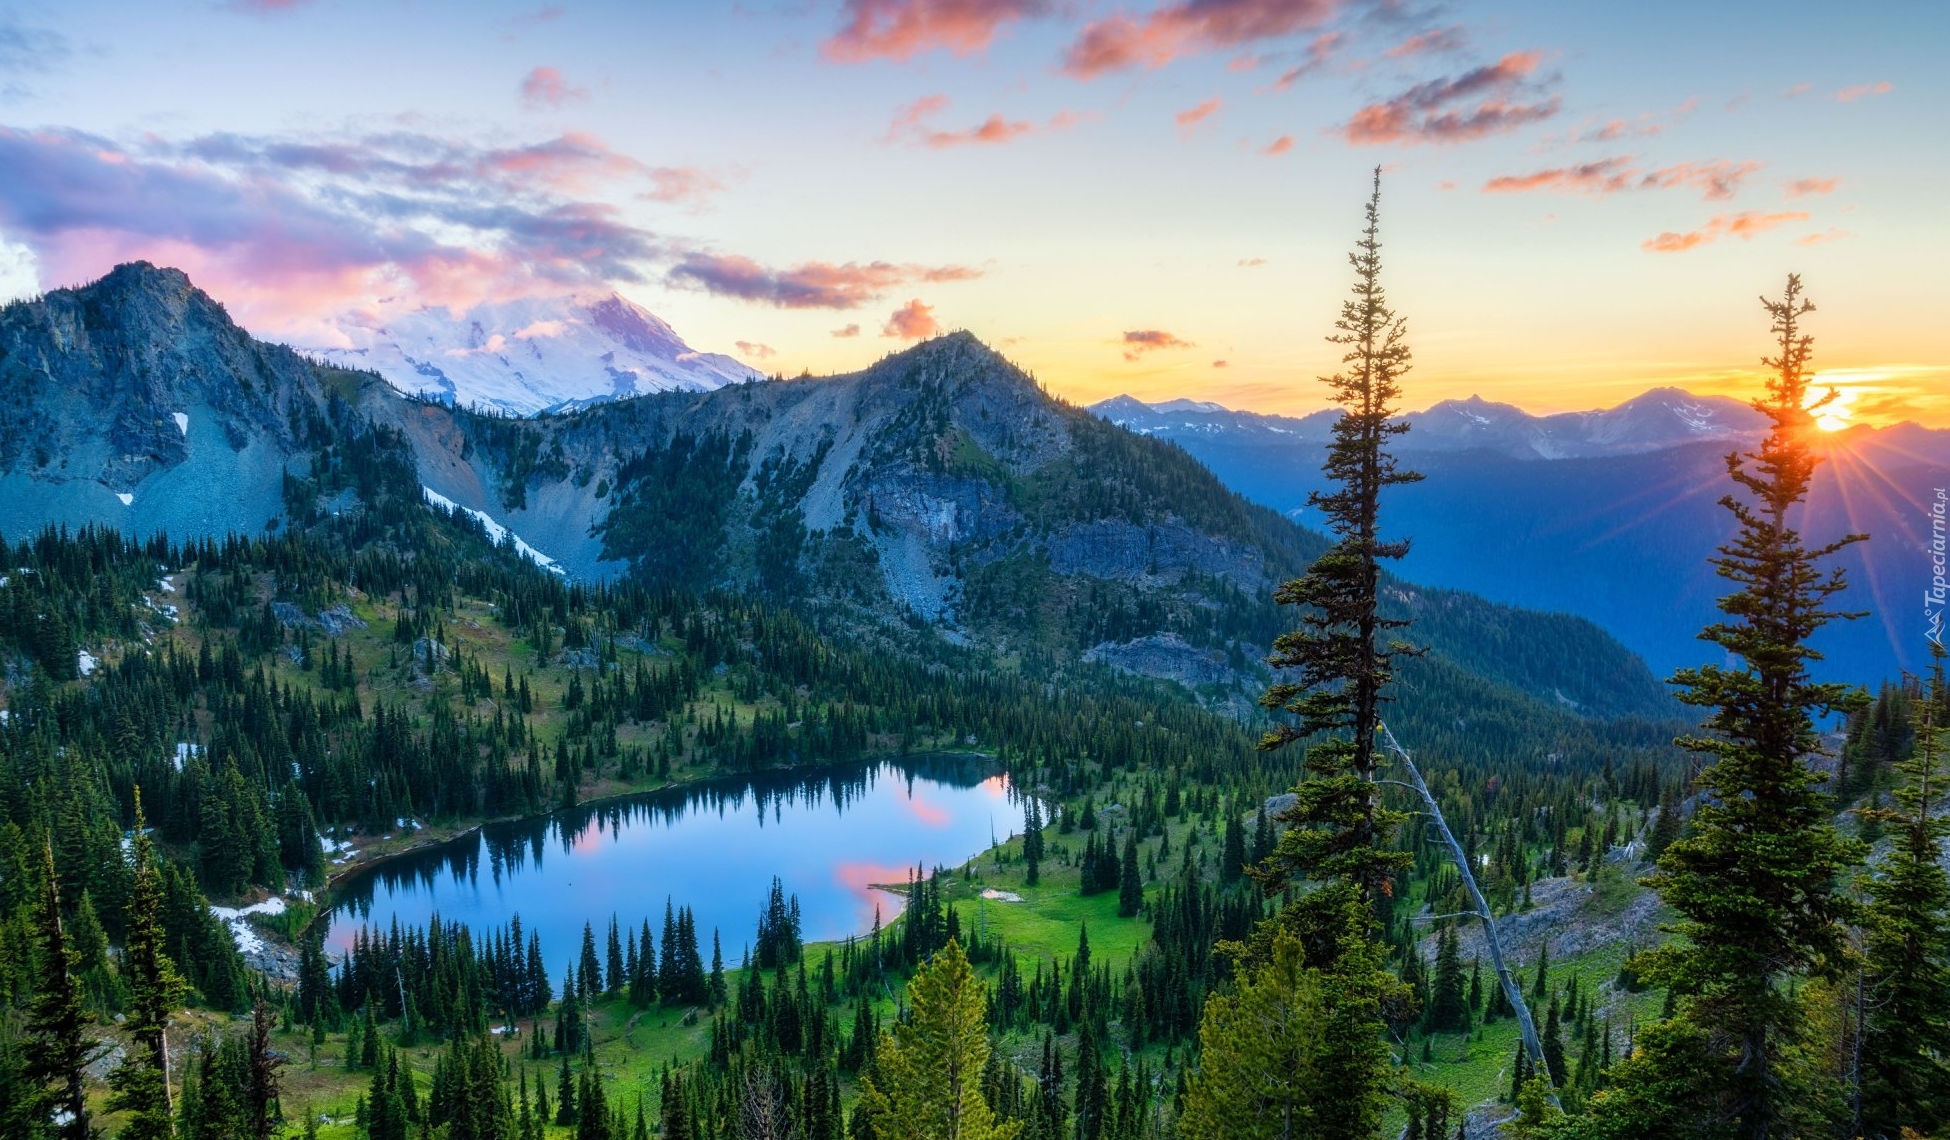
[{"x1": 0, "y1": 206, "x2": 1942, "y2": 1140}]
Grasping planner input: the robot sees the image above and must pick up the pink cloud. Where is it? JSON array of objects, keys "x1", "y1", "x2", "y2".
[
  {"x1": 1795, "y1": 228, "x2": 1853, "y2": 246},
  {"x1": 1339, "y1": 51, "x2": 1559, "y2": 146},
  {"x1": 518, "y1": 66, "x2": 588, "y2": 110},
  {"x1": 1212, "y1": 359, "x2": 1228, "y2": 368},
  {"x1": 1385, "y1": 25, "x2": 1467, "y2": 58},
  {"x1": 669, "y1": 254, "x2": 977, "y2": 310},
  {"x1": 735, "y1": 340, "x2": 777, "y2": 360},
  {"x1": 1237, "y1": 257, "x2": 1266, "y2": 266},
  {"x1": 1262, "y1": 134, "x2": 1294, "y2": 156},
  {"x1": 882, "y1": 298, "x2": 940, "y2": 339},
  {"x1": 641, "y1": 167, "x2": 729, "y2": 205},
  {"x1": 1484, "y1": 156, "x2": 1636, "y2": 195},
  {"x1": 832, "y1": 323, "x2": 862, "y2": 337},
  {"x1": 1638, "y1": 159, "x2": 1761, "y2": 201},
  {"x1": 1062, "y1": 0, "x2": 1343, "y2": 79},
  {"x1": 1263, "y1": 31, "x2": 1342, "y2": 92},
  {"x1": 1783, "y1": 176, "x2": 1839, "y2": 199},
  {"x1": 886, "y1": 95, "x2": 1037, "y2": 148},
  {"x1": 1122, "y1": 328, "x2": 1193, "y2": 360},
  {"x1": 1784, "y1": 82, "x2": 1812, "y2": 98},
  {"x1": 1176, "y1": 97, "x2": 1223, "y2": 136},
  {"x1": 823, "y1": 0, "x2": 1049, "y2": 63},
  {"x1": 0, "y1": 125, "x2": 667, "y2": 337},
  {"x1": 1833, "y1": 81, "x2": 1892, "y2": 102},
  {"x1": 1641, "y1": 210, "x2": 1810, "y2": 253}
]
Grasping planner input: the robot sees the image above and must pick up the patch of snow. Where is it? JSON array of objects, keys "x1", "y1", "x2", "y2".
[
  {"x1": 422, "y1": 487, "x2": 565, "y2": 575},
  {"x1": 76, "y1": 650, "x2": 97, "y2": 676},
  {"x1": 980, "y1": 889, "x2": 1023, "y2": 903},
  {"x1": 116, "y1": 492, "x2": 133, "y2": 506},
  {"x1": 172, "y1": 412, "x2": 189, "y2": 436},
  {"x1": 172, "y1": 742, "x2": 202, "y2": 770},
  {"x1": 209, "y1": 897, "x2": 287, "y2": 955}
]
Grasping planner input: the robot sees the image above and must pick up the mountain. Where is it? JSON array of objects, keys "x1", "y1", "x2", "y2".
[
  {"x1": 1096, "y1": 387, "x2": 1769, "y2": 460},
  {"x1": 306, "y1": 291, "x2": 761, "y2": 416},
  {"x1": 0, "y1": 264, "x2": 1681, "y2": 725},
  {"x1": 1093, "y1": 393, "x2": 1950, "y2": 683}
]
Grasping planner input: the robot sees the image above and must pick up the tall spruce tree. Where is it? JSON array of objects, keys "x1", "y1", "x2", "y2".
[
  {"x1": 109, "y1": 793, "x2": 190, "y2": 1139},
  {"x1": 858, "y1": 939, "x2": 1019, "y2": 1140},
  {"x1": 24, "y1": 843, "x2": 96, "y2": 1140},
  {"x1": 1581, "y1": 275, "x2": 1869, "y2": 1138},
  {"x1": 1853, "y1": 643, "x2": 1950, "y2": 1138},
  {"x1": 1178, "y1": 926, "x2": 1332, "y2": 1140},
  {"x1": 1231, "y1": 167, "x2": 1418, "y2": 1138}
]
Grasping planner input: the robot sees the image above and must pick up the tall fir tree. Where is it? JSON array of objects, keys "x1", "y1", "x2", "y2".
[
  {"x1": 1234, "y1": 168, "x2": 1419, "y2": 1138},
  {"x1": 1582, "y1": 275, "x2": 1870, "y2": 1139},
  {"x1": 858, "y1": 939, "x2": 1019, "y2": 1140},
  {"x1": 109, "y1": 793, "x2": 191, "y2": 1139},
  {"x1": 24, "y1": 843, "x2": 96, "y2": 1140}
]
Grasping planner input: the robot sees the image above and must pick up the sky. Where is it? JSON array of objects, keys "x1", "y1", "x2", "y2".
[{"x1": 0, "y1": 0, "x2": 1945, "y2": 427}]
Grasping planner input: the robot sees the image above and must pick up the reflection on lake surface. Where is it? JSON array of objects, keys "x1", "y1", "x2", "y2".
[{"x1": 325, "y1": 756, "x2": 1013, "y2": 972}]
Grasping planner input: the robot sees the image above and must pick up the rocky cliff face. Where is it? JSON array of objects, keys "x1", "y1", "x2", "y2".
[{"x1": 0, "y1": 262, "x2": 346, "y2": 541}]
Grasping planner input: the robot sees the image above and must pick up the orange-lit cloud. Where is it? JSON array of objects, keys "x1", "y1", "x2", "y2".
[
  {"x1": 1122, "y1": 328, "x2": 1193, "y2": 360},
  {"x1": 886, "y1": 95, "x2": 1041, "y2": 148},
  {"x1": 1212, "y1": 359, "x2": 1228, "y2": 368},
  {"x1": 1795, "y1": 228, "x2": 1853, "y2": 246},
  {"x1": 640, "y1": 167, "x2": 729, "y2": 206},
  {"x1": 735, "y1": 340, "x2": 776, "y2": 360},
  {"x1": 823, "y1": 0, "x2": 1050, "y2": 62},
  {"x1": 832, "y1": 323, "x2": 862, "y2": 337},
  {"x1": 1784, "y1": 176, "x2": 1839, "y2": 199},
  {"x1": 1641, "y1": 210, "x2": 1810, "y2": 253},
  {"x1": 883, "y1": 298, "x2": 939, "y2": 338},
  {"x1": 1262, "y1": 135, "x2": 1294, "y2": 156},
  {"x1": 1237, "y1": 257, "x2": 1267, "y2": 266},
  {"x1": 1062, "y1": 0, "x2": 1342, "y2": 79},
  {"x1": 1386, "y1": 25, "x2": 1467, "y2": 58},
  {"x1": 1484, "y1": 155, "x2": 1636, "y2": 195},
  {"x1": 669, "y1": 254, "x2": 977, "y2": 309},
  {"x1": 1176, "y1": 97, "x2": 1223, "y2": 136},
  {"x1": 1340, "y1": 51, "x2": 1559, "y2": 146},
  {"x1": 1833, "y1": 81, "x2": 1892, "y2": 102},
  {"x1": 518, "y1": 66, "x2": 587, "y2": 110}
]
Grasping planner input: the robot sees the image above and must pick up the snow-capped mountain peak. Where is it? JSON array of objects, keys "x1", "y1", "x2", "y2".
[{"x1": 308, "y1": 292, "x2": 762, "y2": 416}]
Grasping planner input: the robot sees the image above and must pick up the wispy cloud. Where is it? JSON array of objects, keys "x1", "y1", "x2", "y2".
[
  {"x1": 1795, "y1": 228, "x2": 1852, "y2": 246},
  {"x1": 824, "y1": 0, "x2": 1049, "y2": 63},
  {"x1": 1783, "y1": 176, "x2": 1839, "y2": 199},
  {"x1": 1385, "y1": 25, "x2": 1467, "y2": 58},
  {"x1": 1262, "y1": 31, "x2": 1342, "y2": 92},
  {"x1": 1062, "y1": 0, "x2": 1344, "y2": 80},
  {"x1": 1833, "y1": 81, "x2": 1892, "y2": 102},
  {"x1": 1641, "y1": 210, "x2": 1810, "y2": 253},
  {"x1": 735, "y1": 340, "x2": 777, "y2": 360},
  {"x1": 1175, "y1": 97, "x2": 1223, "y2": 137},
  {"x1": 1262, "y1": 135, "x2": 1294, "y2": 156},
  {"x1": 1484, "y1": 156, "x2": 1759, "y2": 201},
  {"x1": 668, "y1": 253, "x2": 977, "y2": 309},
  {"x1": 1340, "y1": 50, "x2": 1559, "y2": 146},
  {"x1": 1121, "y1": 328, "x2": 1193, "y2": 360},
  {"x1": 519, "y1": 66, "x2": 588, "y2": 109},
  {"x1": 882, "y1": 298, "x2": 939, "y2": 338},
  {"x1": 832, "y1": 323, "x2": 862, "y2": 337},
  {"x1": 885, "y1": 95, "x2": 1063, "y2": 148}
]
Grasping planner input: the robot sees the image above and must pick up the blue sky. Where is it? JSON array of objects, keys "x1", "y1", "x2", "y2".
[{"x1": 1, "y1": 0, "x2": 1944, "y2": 424}]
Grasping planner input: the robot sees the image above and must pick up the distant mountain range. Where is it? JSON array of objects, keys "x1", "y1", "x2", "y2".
[
  {"x1": 1094, "y1": 393, "x2": 1950, "y2": 684},
  {"x1": 306, "y1": 291, "x2": 761, "y2": 416},
  {"x1": 1096, "y1": 387, "x2": 1771, "y2": 460}
]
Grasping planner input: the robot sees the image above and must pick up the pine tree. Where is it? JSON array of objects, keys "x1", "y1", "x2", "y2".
[
  {"x1": 109, "y1": 794, "x2": 191, "y2": 1139},
  {"x1": 1588, "y1": 275, "x2": 1870, "y2": 1138},
  {"x1": 1230, "y1": 168, "x2": 1417, "y2": 1139},
  {"x1": 1427, "y1": 926, "x2": 1467, "y2": 1034},
  {"x1": 858, "y1": 939, "x2": 1019, "y2": 1140},
  {"x1": 1854, "y1": 643, "x2": 1950, "y2": 1137},
  {"x1": 24, "y1": 843, "x2": 96, "y2": 1140},
  {"x1": 1179, "y1": 926, "x2": 1333, "y2": 1140},
  {"x1": 1116, "y1": 831, "x2": 1143, "y2": 918}
]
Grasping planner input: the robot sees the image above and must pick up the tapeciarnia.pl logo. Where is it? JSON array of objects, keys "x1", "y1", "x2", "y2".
[{"x1": 1928, "y1": 486, "x2": 1947, "y2": 649}]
